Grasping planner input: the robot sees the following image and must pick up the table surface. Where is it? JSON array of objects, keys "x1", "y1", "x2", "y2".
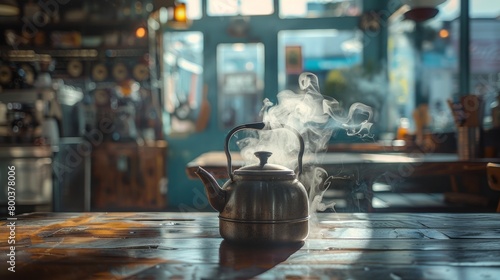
[{"x1": 2, "y1": 212, "x2": 500, "y2": 279}]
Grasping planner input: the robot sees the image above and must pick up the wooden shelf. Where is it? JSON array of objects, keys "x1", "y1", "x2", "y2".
[
  {"x1": 2, "y1": 46, "x2": 148, "y2": 58},
  {"x1": 0, "y1": 87, "x2": 56, "y2": 102},
  {"x1": 0, "y1": 20, "x2": 147, "y2": 32}
]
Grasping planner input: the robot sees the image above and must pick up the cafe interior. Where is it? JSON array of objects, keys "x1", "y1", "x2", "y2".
[
  {"x1": 3, "y1": 0, "x2": 500, "y2": 279},
  {"x1": 0, "y1": 0, "x2": 500, "y2": 216}
]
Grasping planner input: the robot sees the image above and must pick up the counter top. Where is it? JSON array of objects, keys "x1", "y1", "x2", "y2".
[
  {"x1": 1, "y1": 212, "x2": 500, "y2": 279},
  {"x1": 186, "y1": 151, "x2": 496, "y2": 180},
  {"x1": 186, "y1": 152, "x2": 499, "y2": 211}
]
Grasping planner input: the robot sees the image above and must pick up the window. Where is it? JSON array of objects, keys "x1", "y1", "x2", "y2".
[
  {"x1": 387, "y1": 0, "x2": 500, "y2": 133},
  {"x1": 278, "y1": 29, "x2": 363, "y2": 95},
  {"x1": 469, "y1": 0, "x2": 500, "y2": 128},
  {"x1": 217, "y1": 43, "x2": 265, "y2": 129},
  {"x1": 162, "y1": 31, "x2": 204, "y2": 135},
  {"x1": 207, "y1": 0, "x2": 274, "y2": 16},
  {"x1": 279, "y1": 0, "x2": 362, "y2": 18},
  {"x1": 388, "y1": 0, "x2": 461, "y2": 133},
  {"x1": 179, "y1": 0, "x2": 202, "y2": 20}
]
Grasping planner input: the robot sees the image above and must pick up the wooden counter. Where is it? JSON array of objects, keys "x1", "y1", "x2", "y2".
[
  {"x1": 1, "y1": 212, "x2": 500, "y2": 279},
  {"x1": 91, "y1": 141, "x2": 168, "y2": 211},
  {"x1": 186, "y1": 151, "x2": 495, "y2": 180}
]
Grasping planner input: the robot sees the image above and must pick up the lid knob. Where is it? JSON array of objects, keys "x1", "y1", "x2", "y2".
[{"x1": 255, "y1": 151, "x2": 272, "y2": 168}]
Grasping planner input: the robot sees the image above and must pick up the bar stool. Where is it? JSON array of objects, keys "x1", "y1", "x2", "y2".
[{"x1": 487, "y1": 163, "x2": 500, "y2": 212}]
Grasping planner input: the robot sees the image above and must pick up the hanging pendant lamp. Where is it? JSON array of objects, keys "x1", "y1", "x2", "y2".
[{"x1": 403, "y1": 0, "x2": 447, "y2": 22}]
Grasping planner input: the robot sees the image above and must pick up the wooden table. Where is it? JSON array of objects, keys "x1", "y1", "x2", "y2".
[
  {"x1": 2, "y1": 212, "x2": 500, "y2": 279},
  {"x1": 186, "y1": 151, "x2": 494, "y2": 180},
  {"x1": 186, "y1": 152, "x2": 498, "y2": 211}
]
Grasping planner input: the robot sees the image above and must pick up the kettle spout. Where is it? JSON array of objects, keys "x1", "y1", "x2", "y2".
[{"x1": 195, "y1": 167, "x2": 226, "y2": 212}]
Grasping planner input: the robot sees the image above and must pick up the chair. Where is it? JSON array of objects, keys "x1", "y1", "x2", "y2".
[{"x1": 487, "y1": 163, "x2": 500, "y2": 212}]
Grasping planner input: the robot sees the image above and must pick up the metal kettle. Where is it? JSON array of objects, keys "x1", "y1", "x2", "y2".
[{"x1": 195, "y1": 122, "x2": 309, "y2": 244}]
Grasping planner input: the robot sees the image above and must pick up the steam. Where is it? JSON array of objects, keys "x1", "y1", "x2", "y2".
[{"x1": 236, "y1": 72, "x2": 374, "y2": 233}]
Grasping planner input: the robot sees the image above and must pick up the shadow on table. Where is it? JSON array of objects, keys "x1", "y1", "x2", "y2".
[{"x1": 212, "y1": 240, "x2": 304, "y2": 279}]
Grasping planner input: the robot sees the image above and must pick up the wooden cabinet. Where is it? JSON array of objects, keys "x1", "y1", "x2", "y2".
[{"x1": 91, "y1": 141, "x2": 167, "y2": 211}]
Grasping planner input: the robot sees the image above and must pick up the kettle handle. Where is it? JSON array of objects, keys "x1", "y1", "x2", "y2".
[{"x1": 224, "y1": 122, "x2": 305, "y2": 181}]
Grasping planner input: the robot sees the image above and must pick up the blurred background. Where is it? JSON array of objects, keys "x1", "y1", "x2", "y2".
[{"x1": 0, "y1": 0, "x2": 499, "y2": 214}]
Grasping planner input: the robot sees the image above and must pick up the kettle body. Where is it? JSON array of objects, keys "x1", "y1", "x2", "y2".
[{"x1": 195, "y1": 122, "x2": 309, "y2": 244}]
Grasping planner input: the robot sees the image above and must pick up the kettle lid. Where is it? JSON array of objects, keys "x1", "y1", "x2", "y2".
[{"x1": 234, "y1": 151, "x2": 295, "y2": 177}]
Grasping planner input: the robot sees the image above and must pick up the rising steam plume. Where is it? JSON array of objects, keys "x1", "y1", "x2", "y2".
[{"x1": 236, "y1": 72, "x2": 374, "y2": 220}]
